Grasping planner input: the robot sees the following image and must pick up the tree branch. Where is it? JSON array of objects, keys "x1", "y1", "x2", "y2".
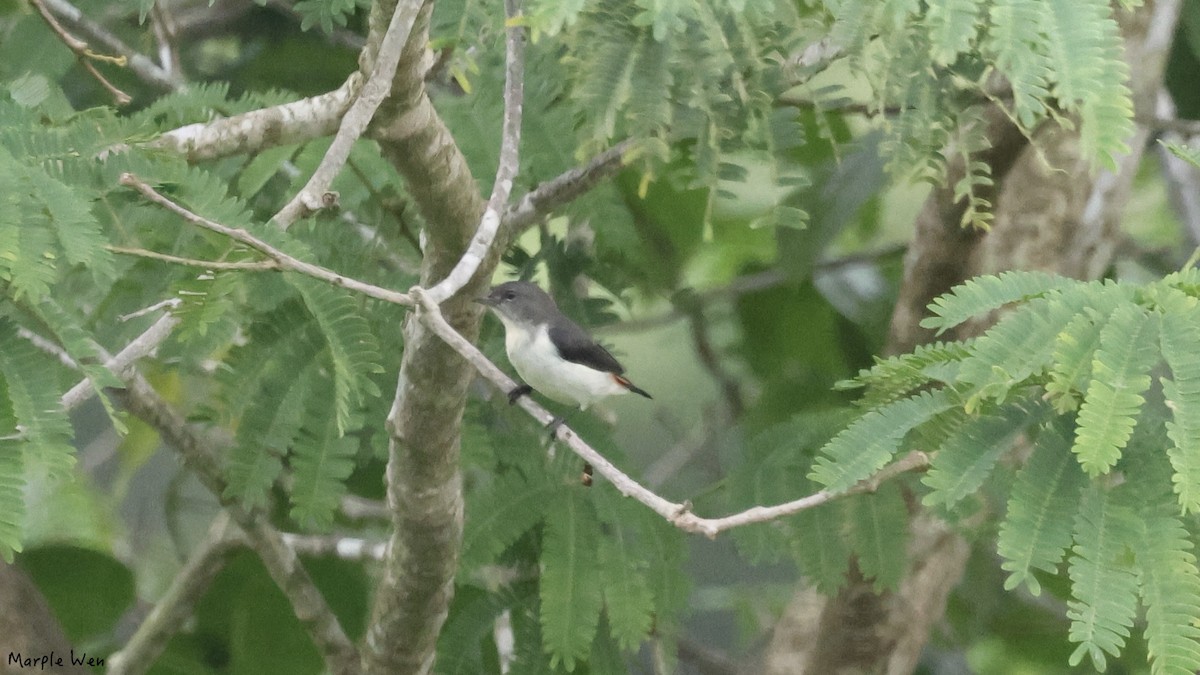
[
  {"x1": 423, "y1": 0, "x2": 526, "y2": 305},
  {"x1": 40, "y1": 0, "x2": 179, "y2": 91},
  {"x1": 501, "y1": 138, "x2": 635, "y2": 240},
  {"x1": 107, "y1": 245, "x2": 282, "y2": 271},
  {"x1": 61, "y1": 310, "x2": 180, "y2": 411},
  {"x1": 30, "y1": 0, "x2": 132, "y2": 105},
  {"x1": 151, "y1": 78, "x2": 356, "y2": 162},
  {"x1": 118, "y1": 172, "x2": 414, "y2": 306},
  {"x1": 48, "y1": 326, "x2": 361, "y2": 674},
  {"x1": 281, "y1": 533, "x2": 388, "y2": 561},
  {"x1": 273, "y1": 0, "x2": 423, "y2": 227},
  {"x1": 106, "y1": 512, "x2": 240, "y2": 675},
  {"x1": 110, "y1": 372, "x2": 362, "y2": 675}
]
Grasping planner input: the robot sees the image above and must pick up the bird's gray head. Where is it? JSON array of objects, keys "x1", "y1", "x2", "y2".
[{"x1": 477, "y1": 281, "x2": 559, "y2": 326}]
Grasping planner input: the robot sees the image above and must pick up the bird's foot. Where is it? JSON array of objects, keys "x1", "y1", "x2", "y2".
[
  {"x1": 545, "y1": 415, "x2": 565, "y2": 440},
  {"x1": 507, "y1": 384, "x2": 533, "y2": 405}
]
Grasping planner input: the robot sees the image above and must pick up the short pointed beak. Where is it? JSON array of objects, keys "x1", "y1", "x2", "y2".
[{"x1": 475, "y1": 295, "x2": 496, "y2": 307}]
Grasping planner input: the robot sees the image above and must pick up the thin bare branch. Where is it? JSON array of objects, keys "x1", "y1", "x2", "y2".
[
  {"x1": 281, "y1": 533, "x2": 388, "y2": 561},
  {"x1": 502, "y1": 138, "x2": 635, "y2": 239},
  {"x1": 61, "y1": 311, "x2": 180, "y2": 411},
  {"x1": 119, "y1": 172, "x2": 414, "y2": 306},
  {"x1": 40, "y1": 0, "x2": 179, "y2": 91},
  {"x1": 424, "y1": 0, "x2": 526, "y2": 305},
  {"x1": 107, "y1": 513, "x2": 240, "y2": 675},
  {"x1": 108, "y1": 245, "x2": 281, "y2": 271},
  {"x1": 30, "y1": 0, "x2": 132, "y2": 105},
  {"x1": 273, "y1": 0, "x2": 423, "y2": 227}
]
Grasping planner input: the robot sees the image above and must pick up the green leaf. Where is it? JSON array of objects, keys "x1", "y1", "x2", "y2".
[
  {"x1": 0, "y1": 433, "x2": 23, "y2": 561},
  {"x1": 289, "y1": 395, "x2": 358, "y2": 529},
  {"x1": 922, "y1": 403, "x2": 1037, "y2": 508},
  {"x1": 1131, "y1": 495, "x2": 1200, "y2": 675},
  {"x1": 998, "y1": 423, "x2": 1086, "y2": 594},
  {"x1": 1044, "y1": 311, "x2": 1106, "y2": 413},
  {"x1": 846, "y1": 483, "x2": 907, "y2": 591},
  {"x1": 287, "y1": 273, "x2": 384, "y2": 435},
  {"x1": 596, "y1": 518, "x2": 654, "y2": 652},
  {"x1": 1071, "y1": 303, "x2": 1159, "y2": 475},
  {"x1": 0, "y1": 320, "x2": 74, "y2": 479},
  {"x1": 790, "y1": 505, "x2": 850, "y2": 593},
  {"x1": 809, "y1": 389, "x2": 956, "y2": 492},
  {"x1": 461, "y1": 472, "x2": 557, "y2": 570},
  {"x1": 926, "y1": 0, "x2": 981, "y2": 65},
  {"x1": 1066, "y1": 486, "x2": 1140, "y2": 671},
  {"x1": 540, "y1": 490, "x2": 604, "y2": 671},
  {"x1": 1160, "y1": 307, "x2": 1200, "y2": 514},
  {"x1": 920, "y1": 271, "x2": 1074, "y2": 335}
]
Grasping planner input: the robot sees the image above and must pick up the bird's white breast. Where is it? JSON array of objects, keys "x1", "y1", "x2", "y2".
[{"x1": 501, "y1": 320, "x2": 626, "y2": 408}]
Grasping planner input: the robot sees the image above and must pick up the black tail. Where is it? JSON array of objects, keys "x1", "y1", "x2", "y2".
[{"x1": 617, "y1": 375, "x2": 652, "y2": 400}]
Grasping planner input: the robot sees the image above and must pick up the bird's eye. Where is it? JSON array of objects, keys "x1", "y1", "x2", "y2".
[{"x1": 503, "y1": 291, "x2": 516, "y2": 300}]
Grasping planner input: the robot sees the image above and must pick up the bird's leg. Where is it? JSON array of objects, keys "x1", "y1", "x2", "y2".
[
  {"x1": 507, "y1": 383, "x2": 533, "y2": 405},
  {"x1": 545, "y1": 407, "x2": 580, "y2": 440}
]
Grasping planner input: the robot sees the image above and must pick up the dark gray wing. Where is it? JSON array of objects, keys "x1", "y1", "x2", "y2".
[{"x1": 548, "y1": 320, "x2": 625, "y2": 374}]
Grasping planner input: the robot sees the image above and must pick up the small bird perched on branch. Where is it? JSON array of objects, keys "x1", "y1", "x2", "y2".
[{"x1": 477, "y1": 281, "x2": 652, "y2": 433}]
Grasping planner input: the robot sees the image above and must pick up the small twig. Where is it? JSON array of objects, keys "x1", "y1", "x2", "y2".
[
  {"x1": 149, "y1": 3, "x2": 181, "y2": 82},
  {"x1": 61, "y1": 312, "x2": 179, "y2": 411},
  {"x1": 108, "y1": 245, "x2": 282, "y2": 271},
  {"x1": 494, "y1": 609, "x2": 515, "y2": 674},
  {"x1": 424, "y1": 0, "x2": 526, "y2": 305},
  {"x1": 502, "y1": 139, "x2": 635, "y2": 239},
  {"x1": 281, "y1": 533, "x2": 388, "y2": 561},
  {"x1": 17, "y1": 327, "x2": 79, "y2": 370},
  {"x1": 273, "y1": 0, "x2": 424, "y2": 227},
  {"x1": 119, "y1": 172, "x2": 414, "y2": 306},
  {"x1": 340, "y1": 495, "x2": 390, "y2": 521},
  {"x1": 29, "y1": 0, "x2": 132, "y2": 105},
  {"x1": 120, "y1": 298, "x2": 182, "y2": 322},
  {"x1": 605, "y1": 244, "x2": 907, "y2": 333},
  {"x1": 684, "y1": 305, "x2": 745, "y2": 418},
  {"x1": 40, "y1": 0, "x2": 179, "y2": 91},
  {"x1": 107, "y1": 512, "x2": 240, "y2": 675}
]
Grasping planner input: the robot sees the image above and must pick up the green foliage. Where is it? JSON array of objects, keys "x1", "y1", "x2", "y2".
[
  {"x1": 921, "y1": 402, "x2": 1037, "y2": 508},
  {"x1": 809, "y1": 389, "x2": 956, "y2": 492},
  {"x1": 1066, "y1": 487, "x2": 1140, "y2": 671},
  {"x1": 846, "y1": 483, "x2": 909, "y2": 591},
  {"x1": 996, "y1": 423, "x2": 1085, "y2": 595},
  {"x1": 1160, "y1": 307, "x2": 1200, "y2": 514},
  {"x1": 1070, "y1": 304, "x2": 1158, "y2": 475},
  {"x1": 822, "y1": 269, "x2": 1200, "y2": 670},
  {"x1": 829, "y1": 0, "x2": 1133, "y2": 178},
  {"x1": 540, "y1": 489, "x2": 604, "y2": 671},
  {"x1": 920, "y1": 270, "x2": 1076, "y2": 335}
]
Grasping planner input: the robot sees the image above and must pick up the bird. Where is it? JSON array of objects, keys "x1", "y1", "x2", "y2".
[{"x1": 477, "y1": 281, "x2": 651, "y2": 434}]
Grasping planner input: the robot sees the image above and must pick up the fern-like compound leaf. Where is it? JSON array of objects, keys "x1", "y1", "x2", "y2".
[
  {"x1": 540, "y1": 489, "x2": 604, "y2": 671},
  {"x1": 810, "y1": 389, "x2": 956, "y2": 492},
  {"x1": 1160, "y1": 307, "x2": 1200, "y2": 514},
  {"x1": 1066, "y1": 486, "x2": 1140, "y2": 671},
  {"x1": 998, "y1": 423, "x2": 1085, "y2": 594},
  {"x1": 1071, "y1": 303, "x2": 1160, "y2": 476},
  {"x1": 920, "y1": 270, "x2": 1074, "y2": 335}
]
